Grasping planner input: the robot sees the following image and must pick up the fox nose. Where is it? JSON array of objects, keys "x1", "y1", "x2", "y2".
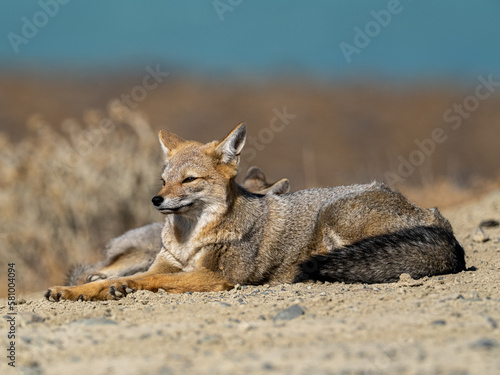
[{"x1": 152, "y1": 196, "x2": 164, "y2": 207}]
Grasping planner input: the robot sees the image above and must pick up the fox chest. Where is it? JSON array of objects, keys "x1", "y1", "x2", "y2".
[
  {"x1": 160, "y1": 215, "x2": 219, "y2": 270},
  {"x1": 160, "y1": 236, "x2": 206, "y2": 271}
]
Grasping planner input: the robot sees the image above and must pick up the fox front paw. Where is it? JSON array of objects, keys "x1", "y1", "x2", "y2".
[
  {"x1": 45, "y1": 286, "x2": 87, "y2": 302},
  {"x1": 45, "y1": 279, "x2": 141, "y2": 302},
  {"x1": 107, "y1": 280, "x2": 138, "y2": 299},
  {"x1": 45, "y1": 279, "x2": 122, "y2": 302}
]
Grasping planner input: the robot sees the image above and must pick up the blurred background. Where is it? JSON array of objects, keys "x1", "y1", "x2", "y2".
[{"x1": 1, "y1": 0, "x2": 500, "y2": 295}]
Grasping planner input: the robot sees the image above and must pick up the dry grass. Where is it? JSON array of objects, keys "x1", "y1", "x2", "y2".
[
  {"x1": 1, "y1": 75, "x2": 499, "y2": 297},
  {"x1": 401, "y1": 177, "x2": 499, "y2": 210},
  {"x1": 0, "y1": 103, "x2": 164, "y2": 296}
]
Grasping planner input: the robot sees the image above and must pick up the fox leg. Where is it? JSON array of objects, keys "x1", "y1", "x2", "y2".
[
  {"x1": 109, "y1": 268, "x2": 233, "y2": 297},
  {"x1": 46, "y1": 265, "x2": 232, "y2": 302},
  {"x1": 46, "y1": 279, "x2": 118, "y2": 301},
  {"x1": 47, "y1": 251, "x2": 230, "y2": 301},
  {"x1": 46, "y1": 253, "x2": 182, "y2": 301}
]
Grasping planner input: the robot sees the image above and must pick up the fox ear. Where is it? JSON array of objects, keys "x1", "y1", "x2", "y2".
[
  {"x1": 216, "y1": 122, "x2": 246, "y2": 164},
  {"x1": 243, "y1": 166, "x2": 267, "y2": 184},
  {"x1": 266, "y1": 178, "x2": 290, "y2": 195},
  {"x1": 158, "y1": 130, "x2": 186, "y2": 156}
]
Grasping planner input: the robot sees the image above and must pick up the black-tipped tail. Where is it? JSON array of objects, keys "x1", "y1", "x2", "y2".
[{"x1": 296, "y1": 226, "x2": 466, "y2": 284}]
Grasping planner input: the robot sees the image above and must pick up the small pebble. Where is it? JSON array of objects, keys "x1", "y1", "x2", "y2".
[
  {"x1": 471, "y1": 338, "x2": 498, "y2": 349},
  {"x1": 19, "y1": 313, "x2": 45, "y2": 324},
  {"x1": 273, "y1": 304, "x2": 305, "y2": 321},
  {"x1": 262, "y1": 362, "x2": 275, "y2": 370},
  {"x1": 431, "y1": 320, "x2": 446, "y2": 326},
  {"x1": 69, "y1": 318, "x2": 118, "y2": 326},
  {"x1": 479, "y1": 219, "x2": 499, "y2": 228}
]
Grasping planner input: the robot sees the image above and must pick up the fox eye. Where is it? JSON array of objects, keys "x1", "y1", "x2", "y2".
[
  {"x1": 182, "y1": 177, "x2": 198, "y2": 183},
  {"x1": 161, "y1": 179, "x2": 165, "y2": 186}
]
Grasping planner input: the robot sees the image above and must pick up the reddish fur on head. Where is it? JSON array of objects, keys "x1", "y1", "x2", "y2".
[{"x1": 154, "y1": 123, "x2": 247, "y2": 213}]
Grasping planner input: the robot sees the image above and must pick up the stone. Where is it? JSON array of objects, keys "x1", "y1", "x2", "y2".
[{"x1": 273, "y1": 304, "x2": 305, "y2": 321}]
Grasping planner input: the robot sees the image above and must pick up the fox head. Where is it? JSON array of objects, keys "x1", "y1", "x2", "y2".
[{"x1": 152, "y1": 123, "x2": 247, "y2": 216}]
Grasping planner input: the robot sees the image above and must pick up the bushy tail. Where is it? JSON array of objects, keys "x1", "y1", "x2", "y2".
[{"x1": 296, "y1": 226, "x2": 466, "y2": 284}]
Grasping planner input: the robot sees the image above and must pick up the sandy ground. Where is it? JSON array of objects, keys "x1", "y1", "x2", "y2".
[{"x1": 1, "y1": 191, "x2": 500, "y2": 375}]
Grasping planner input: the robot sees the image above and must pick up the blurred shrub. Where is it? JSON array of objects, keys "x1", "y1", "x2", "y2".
[{"x1": 0, "y1": 102, "x2": 163, "y2": 295}]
